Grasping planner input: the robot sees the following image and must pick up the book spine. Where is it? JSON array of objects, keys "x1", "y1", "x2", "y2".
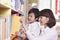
[
  {"x1": 15, "y1": 0, "x2": 18, "y2": 10},
  {"x1": 11, "y1": 0, "x2": 15, "y2": 9},
  {"x1": 0, "y1": 17, "x2": 6, "y2": 40}
]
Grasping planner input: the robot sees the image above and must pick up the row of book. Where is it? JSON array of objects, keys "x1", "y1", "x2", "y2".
[
  {"x1": 0, "y1": 0, "x2": 23, "y2": 10},
  {"x1": 0, "y1": 16, "x2": 11, "y2": 40}
]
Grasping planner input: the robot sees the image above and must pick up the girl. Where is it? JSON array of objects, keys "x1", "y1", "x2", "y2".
[
  {"x1": 23, "y1": 9, "x2": 58, "y2": 40},
  {"x1": 20, "y1": 8, "x2": 40, "y2": 40}
]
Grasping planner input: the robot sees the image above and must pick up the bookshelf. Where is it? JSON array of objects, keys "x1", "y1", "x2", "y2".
[
  {"x1": 0, "y1": 2, "x2": 10, "y2": 9},
  {"x1": 0, "y1": 0, "x2": 23, "y2": 40}
]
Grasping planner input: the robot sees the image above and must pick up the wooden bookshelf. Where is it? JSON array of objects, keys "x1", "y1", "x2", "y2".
[
  {"x1": 0, "y1": 2, "x2": 10, "y2": 9},
  {"x1": 0, "y1": 0, "x2": 22, "y2": 40},
  {"x1": 0, "y1": 1, "x2": 18, "y2": 13}
]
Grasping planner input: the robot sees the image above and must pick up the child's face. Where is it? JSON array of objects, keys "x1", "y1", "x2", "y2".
[
  {"x1": 28, "y1": 13, "x2": 36, "y2": 23},
  {"x1": 39, "y1": 16, "x2": 49, "y2": 25}
]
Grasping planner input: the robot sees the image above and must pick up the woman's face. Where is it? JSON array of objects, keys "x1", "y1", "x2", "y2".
[
  {"x1": 39, "y1": 16, "x2": 49, "y2": 25},
  {"x1": 28, "y1": 13, "x2": 36, "y2": 23}
]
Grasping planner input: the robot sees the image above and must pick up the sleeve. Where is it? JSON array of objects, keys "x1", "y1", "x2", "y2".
[
  {"x1": 25, "y1": 28, "x2": 58, "y2": 40},
  {"x1": 36, "y1": 30, "x2": 58, "y2": 40},
  {"x1": 25, "y1": 24, "x2": 40, "y2": 40},
  {"x1": 25, "y1": 30, "x2": 37, "y2": 40}
]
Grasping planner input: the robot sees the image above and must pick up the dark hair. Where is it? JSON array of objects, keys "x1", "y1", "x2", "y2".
[
  {"x1": 39, "y1": 9, "x2": 56, "y2": 28},
  {"x1": 28, "y1": 8, "x2": 39, "y2": 18}
]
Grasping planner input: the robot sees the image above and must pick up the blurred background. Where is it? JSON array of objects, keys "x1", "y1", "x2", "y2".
[{"x1": 0, "y1": 0, "x2": 60, "y2": 40}]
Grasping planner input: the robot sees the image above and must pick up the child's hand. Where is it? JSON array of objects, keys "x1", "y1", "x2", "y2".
[
  {"x1": 20, "y1": 17, "x2": 24, "y2": 23},
  {"x1": 19, "y1": 28, "x2": 27, "y2": 40},
  {"x1": 20, "y1": 16, "x2": 25, "y2": 24},
  {"x1": 20, "y1": 28, "x2": 25, "y2": 34},
  {"x1": 20, "y1": 33, "x2": 27, "y2": 40},
  {"x1": 20, "y1": 16, "x2": 28, "y2": 32}
]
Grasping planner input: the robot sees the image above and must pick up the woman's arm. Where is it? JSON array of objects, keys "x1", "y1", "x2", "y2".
[{"x1": 25, "y1": 28, "x2": 58, "y2": 40}]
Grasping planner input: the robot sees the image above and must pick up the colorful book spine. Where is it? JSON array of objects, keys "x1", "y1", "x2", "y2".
[
  {"x1": 0, "y1": 17, "x2": 6, "y2": 40},
  {"x1": 0, "y1": 18, "x2": 2, "y2": 40},
  {"x1": 15, "y1": 0, "x2": 18, "y2": 10},
  {"x1": 11, "y1": 0, "x2": 15, "y2": 9},
  {"x1": 6, "y1": 15, "x2": 12, "y2": 38},
  {"x1": 11, "y1": 0, "x2": 18, "y2": 10}
]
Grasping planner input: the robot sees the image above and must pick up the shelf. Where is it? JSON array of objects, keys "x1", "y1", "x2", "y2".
[
  {"x1": 0, "y1": 2, "x2": 11, "y2": 9},
  {"x1": 11, "y1": 8, "x2": 18, "y2": 13},
  {"x1": 0, "y1": 2, "x2": 19, "y2": 13},
  {"x1": 11, "y1": 8, "x2": 20, "y2": 14}
]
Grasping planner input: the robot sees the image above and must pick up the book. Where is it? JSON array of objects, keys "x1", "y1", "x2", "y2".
[
  {"x1": 15, "y1": 0, "x2": 18, "y2": 10},
  {"x1": 11, "y1": 0, "x2": 18, "y2": 10},
  {"x1": 0, "y1": 17, "x2": 6, "y2": 40},
  {"x1": 11, "y1": 0, "x2": 15, "y2": 9}
]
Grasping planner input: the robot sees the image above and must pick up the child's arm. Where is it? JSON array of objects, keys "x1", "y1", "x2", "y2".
[{"x1": 20, "y1": 15, "x2": 27, "y2": 32}]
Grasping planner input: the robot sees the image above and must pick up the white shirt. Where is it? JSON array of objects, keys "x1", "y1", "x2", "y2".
[
  {"x1": 26, "y1": 24, "x2": 58, "y2": 40},
  {"x1": 27, "y1": 22, "x2": 40, "y2": 37},
  {"x1": 5, "y1": 37, "x2": 10, "y2": 40}
]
